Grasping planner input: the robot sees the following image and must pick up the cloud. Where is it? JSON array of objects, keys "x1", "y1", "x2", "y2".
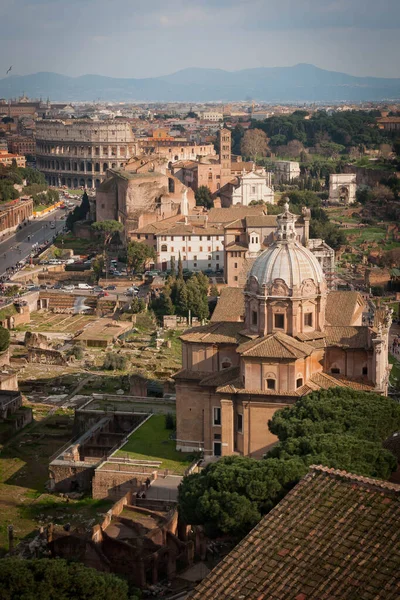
[{"x1": 0, "y1": 0, "x2": 399, "y2": 78}]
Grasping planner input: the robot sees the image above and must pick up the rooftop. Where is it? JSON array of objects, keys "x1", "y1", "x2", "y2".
[{"x1": 189, "y1": 466, "x2": 400, "y2": 600}]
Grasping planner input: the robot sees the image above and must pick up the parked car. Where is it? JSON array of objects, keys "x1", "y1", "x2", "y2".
[
  {"x1": 77, "y1": 283, "x2": 93, "y2": 290},
  {"x1": 93, "y1": 286, "x2": 103, "y2": 292},
  {"x1": 48, "y1": 259, "x2": 63, "y2": 265},
  {"x1": 106, "y1": 285, "x2": 116, "y2": 290},
  {"x1": 127, "y1": 286, "x2": 140, "y2": 293},
  {"x1": 97, "y1": 291, "x2": 109, "y2": 298}
]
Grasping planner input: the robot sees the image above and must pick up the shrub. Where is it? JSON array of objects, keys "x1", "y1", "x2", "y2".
[{"x1": 103, "y1": 352, "x2": 128, "y2": 370}]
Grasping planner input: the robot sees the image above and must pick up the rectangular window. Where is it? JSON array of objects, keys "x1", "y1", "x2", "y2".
[
  {"x1": 214, "y1": 433, "x2": 222, "y2": 441},
  {"x1": 188, "y1": 246, "x2": 191, "y2": 252},
  {"x1": 194, "y1": 262, "x2": 197, "y2": 267},
  {"x1": 208, "y1": 263, "x2": 211, "y2": 268},
  {"x1": 234, "y1": 276, "x2": 238, "y2": 281},
  {"x1": 194, "y1": 255, "x2": 197, "y2": 261},
  {"x1": 274, "y1": 314, "x2": 285, "y2": 329},
  {"x1": 171, "y1": 247, "x2": 174, "y2": 252},
  {"x1": 199, "y1": 236, "x2": 203, "y2": 241},
  {"x1": 216, "y1": 255, "x2": 220, "y2": 260},
  {"x1": 213, "y1": 407, "x2": 221, "y2": 426},
  {"x1": 137, "y1": 234, "x2": 141, "y2": 239},
  {"x1": 237, "y1": 413, "x2": 243, "y2": 433},
  {"x1": 200, "y1": 246, "x2": 203, "y2": 252},
  {"x1": 304, "y1": 313, "x2": 313, "y2": 327},
  {"x1": 207, "y1": 236, "x2": 211, "y2": 241},
  {"x1": 234, "y1": 262, "x2": 238, "y2": 268},
  {"x1": 252, "y1": 310, "x2": 258, "y2": 325},
  {"x1": 171, "y1": 236, "x2": 174, "y2": 241},
  {"x1": 208, "y1": 246, "x2": 211, "y2": 252}
]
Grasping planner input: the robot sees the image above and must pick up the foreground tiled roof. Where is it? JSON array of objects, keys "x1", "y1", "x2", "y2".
[
  {"x1": 188, "y1": 466, "x2": 400, "y2": 600},
  {"x1": 210, "y1": 287, "x2": 245, "y2": 323},
  {"x1": 180, "y1": 322, "x2": 248, "y2": 344},
  {"x1": 325, "y1": 291, "x2": 365, "y2": 326},
  {"x1": 325, "y1": 325, "x2": 370, "y2": 349},
  {"x1": 238, "y1": 332, "x2": 315, "y2": 359}
]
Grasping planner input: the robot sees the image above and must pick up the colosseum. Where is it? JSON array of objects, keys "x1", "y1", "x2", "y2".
[{"x1": 36, "y1": 120, "x2": 138, "y2": 189}]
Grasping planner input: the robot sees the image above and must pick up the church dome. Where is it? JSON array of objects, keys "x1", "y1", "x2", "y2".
[{"x1": 248, "y1": 201, "x2": 325, "y2": 292}]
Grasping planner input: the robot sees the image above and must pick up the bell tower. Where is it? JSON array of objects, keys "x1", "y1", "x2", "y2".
[{"x1": 219, "y1": 128, "x2": 231, "y2": 185}]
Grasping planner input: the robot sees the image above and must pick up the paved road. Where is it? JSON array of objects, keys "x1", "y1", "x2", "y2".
[{"x1": 0, "y1": 208, "x2": 67, "y2": 277}]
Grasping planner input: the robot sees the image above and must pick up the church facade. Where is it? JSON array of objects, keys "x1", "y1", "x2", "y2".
[{"x1": 174, "y1": 203, "x2": 392, "y2": 458}]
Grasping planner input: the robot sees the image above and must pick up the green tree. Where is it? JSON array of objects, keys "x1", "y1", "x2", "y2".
[
  {"x1": 268, "y1": 388, "x2": 400, "y2": 444},
  {"x1": 92, "y1": 220, "x2": 124, "y2": 275},
  {"x1": 266, "y1": 433, "x2": 396, "y2": 479},
  {"x1": 177, "y1": 252, "x2": 183, "y2": 279},
  {"x1": 195, "y1": 185, "x2": 213, "y2": 209},
  {"x1": 80, "y1": 190, "x2": 90, "y2": 219},
  {"x1": 178, "y1": 456, "x2": 306, "y2": 537},
  {"x1": 170, "y1": 255, "x2": 176, "y2": 277},
  {"x1": 0, "y1": 558, "x2": 130, "y2": 600},
  {"x1": 0, "y1": 326, "x2": 10, "y2": 351},
  {"x1": 126, "y1": 240, "x2": 156, "y2": 274}
]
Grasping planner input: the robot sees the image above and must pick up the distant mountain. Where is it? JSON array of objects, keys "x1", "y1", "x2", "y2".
[{"x1": 0, "y1": 64, "x2": 399, "y2": 102}]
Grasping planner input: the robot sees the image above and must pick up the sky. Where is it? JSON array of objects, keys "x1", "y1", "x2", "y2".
[{"x1": 1, "y1": 0, "x2": 399, "y2": 79}]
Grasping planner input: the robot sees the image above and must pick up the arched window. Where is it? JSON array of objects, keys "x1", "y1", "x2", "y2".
[
  {"x1": 168, "y1": 178, "x2": 175, "y2": 193},
  {"x1": 296, "y1": 378, "x2": 303, "y2": 388},
  {"x1": 331, "y1": 366, "x2": 340, "y2": 374},
  {"x1": 161, "y1": 244, "x2": 167, "y2": 252},
  {"x1": 221, "y1": 358, "x2": 232, "y2": 369}
]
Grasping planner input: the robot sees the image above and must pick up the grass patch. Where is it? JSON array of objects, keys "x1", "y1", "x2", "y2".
[
  {"x1": 54, "y1": 233, "x2": 96, "y2": 253},
  {"x1": 116, "y1": 414, "x2": 194, "y2": 474}
]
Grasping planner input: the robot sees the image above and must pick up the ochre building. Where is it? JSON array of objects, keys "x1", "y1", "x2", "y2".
[{"x1": 174, "y1": 203, "x2": 392, "y2": 458}]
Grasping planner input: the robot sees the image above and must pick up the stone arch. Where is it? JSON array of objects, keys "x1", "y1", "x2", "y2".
[
  {"x1": 221, "y1": 357, "x2": 232, "y2": 369},
  {"x1": 87, "y1": 178, "x2": 93, "y2": 189},
  {"x1": 111, "y1": 163, "x2": 116, "y2": 169},
  {"x1": 330, "y1": 362, "x2": 341, "y2": 374},
  {"x1": 79, "y1": 178, "x2": 85, "y2": 187},
  {"x1": 95, "y1": 163, "x2": 100, "y2": 172},
  {"x1": 103, "y1": 163, "x2": 108, "y2": 172},
  {"x1": 339, "y1": 186, "x2": 349, "y2": 203},
  {"x1": 95, "y1": 179, "x2": 101, "y2": 188},
  {"x1": 73, "y1": 178, "x2": 78, "y2": 188}
]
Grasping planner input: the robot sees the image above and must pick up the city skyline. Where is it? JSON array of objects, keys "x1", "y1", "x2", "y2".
[{"x1": 1, "y1": 0, "x2": 399, "y2": 79}]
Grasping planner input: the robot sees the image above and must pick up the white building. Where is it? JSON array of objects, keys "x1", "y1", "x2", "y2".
[
  {"x1": 201, "y1": 111, "x2": 224, "y2": 122},
  {"x1": 157, "y1": 221, "x2": 224, "y2": 272},
  {"x1": 329, "y1": 173, "x2": 357, "y2": 205},
  {"x1": 231, "y1": 168, "x2": 274, "y2": 206},
  {"x1": 274, "y1": 160, "x2": 301, "y2": 184}
]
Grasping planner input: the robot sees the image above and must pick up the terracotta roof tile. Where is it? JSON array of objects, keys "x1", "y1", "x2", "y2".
[
  {"x1": 208, "y1": 206, "x2": 266, "y2": 224},
  {"x1": 325, "y1": 291, "x2": 365, "y2": 326},
  {"x1": 188, "y1": 466, "x2": 400, "y2": 600},
  {"x1": 238, "y1": 332, "x2": 315, "y2": 359},
  {"x1": 199, "y1": 366, "x2": 241, "y2": 387},
  {"x1": 325, "y1": 326, "x2": 370, "y2": 348},
  {"x1": 180, "y1": 322, "x2": 248, "y2": 344},
  {"x1": 210, "y1": 288, "x2": 245, "y2": 323}
]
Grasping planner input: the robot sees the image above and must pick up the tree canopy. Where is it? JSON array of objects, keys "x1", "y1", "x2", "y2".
[
  {"x1": 0, "y1": 558, "x2": 131, "y2": 600},
  {"x1": 240, "y1": 128, "x2": 269, "y2": 161},
  {"x1": 92, "y1": 220, "x2": 123, "y2": 245},
  {"x1": 178, "y1": 456, "x2": 306, "y2": 537},
  {"x1": 195, "y1": 185, "x2": 213, "y2": 209},
  {"x1": 151, "y1": 271, "x2": 209, "y2": 322},
  {"x1": 126, "y1": 240, "x2": 156, "y2": 273},
  {"x1": 268, "y1": 388, "x2": 400, "y2": 443},
  {"x1": 178, "y1": 388, "x2": 400, "y2": 538}
]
